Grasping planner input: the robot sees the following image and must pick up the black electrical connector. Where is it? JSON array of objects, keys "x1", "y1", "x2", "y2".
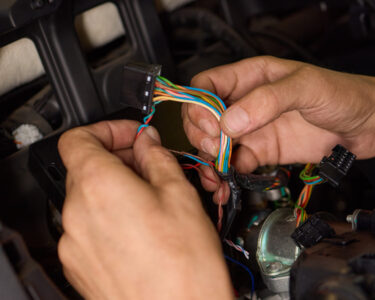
[
  {"x1": 235, "y1": 168, "x2": 289, "y2": 192},
  {"x1": 235, "y1": 173, "x2": 275, "y2": 192},
  {"x1": 216, "y1": 168, "x2": 241, "y2": 239},
  {"x1": 318, "y1": 144, "x2": 356, "y2": 188},
  {"x1": 291, "y1": 214, "x2": 336, "y2": 248},
  {"x1": 122, "y1": 62, "x2": 161, "y2": 115}
]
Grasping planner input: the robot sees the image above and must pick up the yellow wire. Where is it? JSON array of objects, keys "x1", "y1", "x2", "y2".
[{"x1": 153, "y1": 97, "x2": 221, "y2": 121}]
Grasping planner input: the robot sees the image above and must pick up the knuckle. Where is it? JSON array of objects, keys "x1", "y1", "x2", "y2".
[
  {"x1": 187, "y1": 103, "x2": 199, "y2": 120},
  {"x1": 298, "y1": 64, "x2": 322, "y2": 82},
  {"x1": 61, "y1": 203, "x2": 78, "y2": 234},
  {"x1": 252, "y1": 84, "x2": 281, "y2": 117},
  {"x1": 253, "y1": 55, "x2": 273, "y2": 66},
  {"x1": 191, "y1": 71, "x2": 207, "y2": 86},
  {"x1": 255, "y1": 84, "x2": 279, "y2": 104},
  {"x1": 58, "y1": 128, "x2": 82, "y2": 149},
  {"x1": 58, "y1": 128, "x2": 88, "y2": 164},
  {"x1": 57, "y1": 235, "x2": 71, "y2": 267}
]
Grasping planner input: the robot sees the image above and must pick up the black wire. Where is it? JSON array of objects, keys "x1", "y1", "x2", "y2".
[
  {"x1": 220, "y1": 0, "x2": 234, "y2": 26},
  {"x1": 249, "y1": 29, "x2": 320, "y2": 64},
  {"x1": 364, "y1": 0, "x2": 375, "y2": 11},
  {"x1": 170, "y1": 8, "x2": 258, "y2": 58}
]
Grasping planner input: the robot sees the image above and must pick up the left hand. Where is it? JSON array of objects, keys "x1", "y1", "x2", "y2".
[{"x1": 57, "y1": 120, "x2": 233, "y2": 300}]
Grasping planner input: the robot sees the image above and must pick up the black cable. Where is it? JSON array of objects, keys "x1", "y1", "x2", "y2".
[
  {"x1": 216, "y1": 168, "x2": 242, "y2": 239},
  {"x1": 249, "y1": 29, "x2": 320, "y2": 64},
  {"x1": 364, "y1": 0, "x2": 375, "y2": 11},
  {"x1": 235, "y1": 173, "x2": 276, "y2": 191},
  {"x1": 220, "y1": 0, "x2": 234, "y2": 26},
  {"x1": 170, "y1": 8, "x2": 258, "y2": 58}
]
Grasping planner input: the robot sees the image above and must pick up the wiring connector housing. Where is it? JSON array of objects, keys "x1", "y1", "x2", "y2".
[
  {"x1": 318, "y1": 144, "x2": 356, "y2": 187},
  {"x1": 216, "y1": 168, "x2": 241, "y2": 239},
  {"x1": 291, "y1": 214, "x2": 336, "y2": 248},
  {"x1": 122, "y1": 62, "x2": 161, "y2": 114}
]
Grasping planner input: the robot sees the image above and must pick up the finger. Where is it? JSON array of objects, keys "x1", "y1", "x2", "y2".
[
  {"x1": 197, "y1": 150, "x2": 216, "y2": 162},
  {"x1": 220, "y1": 66, "x2": 320, "y2": 138},
  {"x1": 199, "y1": 166, "x2": 220, "y2": 192},
  {"x1": 191, "y1": 56, "x2": 303, "y2": 103},
  {"x1": 231, "y1": 144, "x2": 260, "y2": 173},
  {"x1": 213, "y1": 181, "x2": 230, "y2": 205},
  {"x1": 182, "y1": 109, "x2": 220, "y2": 157},
  {"x1": 58, "y1": 120, "x2": 140, "y2": 172},
  {"x1": 197, "y1": 166, "x2": 230, "y2": 205},
  {"x1": 134, "y1": 126, "x2": 188, "y2": 187},
  {"x1": 182, "y1": 103, "x2": 220, "y2": 138},
  {"x1": 112, "y1": 149, "x2": 135, "y2": 169}
]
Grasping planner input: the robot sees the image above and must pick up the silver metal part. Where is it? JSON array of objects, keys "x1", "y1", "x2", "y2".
[
  {"x1": 262, "y1": 291, "x2": 290, "y2": 300},
  {"x1": 264, "y1": 189, "x2": 282, "y2": 202},
  {"x1": 346, "y1": 209, "x2": 361, "y2": 231},
  {"x1": 260, "y1": 274, "x2": 290, "y2": 297},
  {"x1": 256, "y1": 208, "x2": 301, "y2": 294}
]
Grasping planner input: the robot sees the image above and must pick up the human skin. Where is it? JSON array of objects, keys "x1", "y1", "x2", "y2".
[
  {"x1": 182, "y1": 56, "x2": 375, "y2": 204},
  {"x1": 57, "y1": 121, "x2": 233, "y2": 300}
]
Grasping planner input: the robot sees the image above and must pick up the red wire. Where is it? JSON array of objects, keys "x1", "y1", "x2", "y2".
[
  {"x1": 181, "y1": 163, "x2": 201, "y2": 170},
  {"x1": 135, "y1": 109, "x2": 155, "y2": 139}
]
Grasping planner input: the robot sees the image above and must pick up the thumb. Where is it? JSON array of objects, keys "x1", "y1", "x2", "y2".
[{"x1": 220, "y1": 67, "x2": 321, "y2": 138}]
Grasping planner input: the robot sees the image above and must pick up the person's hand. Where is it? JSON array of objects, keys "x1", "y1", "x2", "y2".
[
  {"x1": 57, "y1": 120, "x2": 233, "y2": 300},
  {"x1": 182, "y1": 56, "x2": 375, "y2": 203}
]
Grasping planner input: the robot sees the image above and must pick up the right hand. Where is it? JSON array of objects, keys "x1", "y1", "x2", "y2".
[{"x1": 182, "y1": 56, "x2": 375, "y2": 203}]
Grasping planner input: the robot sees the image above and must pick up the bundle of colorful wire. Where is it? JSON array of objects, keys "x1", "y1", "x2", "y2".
[
  {"x1": 294, "y1": 163, "x2": 324, "y2": 226},
  {"x1": 136, "y1": 75, "x2": 232, "y2": 174}
]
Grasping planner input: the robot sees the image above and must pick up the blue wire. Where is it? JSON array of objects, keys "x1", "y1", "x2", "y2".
[
  {"x1": 136, "y1": 101, "x2": 161, "y2": 134},
  {"x1": 304, "y1": 178, "x2": 323, "y2": 185},
  {"x1": 136, "y1": 124, "x2": 148, "y2": 133},
  {"x1": 182, "y1": 85, "x2": 227, "y2": 110},
  {"x1": 156, "y1": 78, "x2": 231, "y2": 172},
  {"x1": 165, "y1": 92, "x2": 223, "y2": 117},
  {"x1": 155, "y1": 77, "x2": 226, "y2": 110},
  {"x1": 182, "y1": 154, "x2": 210, "y2": 167},
  {"x1": 156, "y1": 86, "x2": 223, "y2": 118},
  {"x1": 224, "y1": 255, "x2": 255, "y2": 297}
]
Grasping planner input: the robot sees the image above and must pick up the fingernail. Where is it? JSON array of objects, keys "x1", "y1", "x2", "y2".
[
  {"x1": 199, "y1": 119, "x2": 220, "y2": 137},
  {"x1": 145, "y1": 126, "x2": 160, "y2": 142},
  {"x1": 222, "y1": 106, "x2": 250, "y2": 134},
  {"x1": 201, "y1": 138, "x2": 218, "y2": 157}
]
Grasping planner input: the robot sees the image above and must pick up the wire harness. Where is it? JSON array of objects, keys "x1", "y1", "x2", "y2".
[{"x1": 152, "y1": 76, "x2": 232, "y2": 173}]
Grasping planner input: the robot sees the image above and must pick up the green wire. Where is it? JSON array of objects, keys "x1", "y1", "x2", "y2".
[
  {"x1": 300, "y1": 209, "x2": 305, "y2": 223},
  {"x1": 158, "y1": 76, "x2": 179, "y2": 89},
  {"x1": 299, "y1": 168, "x2": 320, "y2": 181}
]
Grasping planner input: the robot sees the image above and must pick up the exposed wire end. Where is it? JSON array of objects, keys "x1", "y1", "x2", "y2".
[{"x1": 224, "y1": 239, "x2": 250, "y2": 259}]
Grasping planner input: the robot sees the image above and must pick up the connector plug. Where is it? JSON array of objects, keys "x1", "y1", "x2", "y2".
[
  {"x1": 122, "y1": 62, "x2": 161, "y2": 114},
  {"x1": 291, "y1": 214, "x2": 336, "y2": 248},
  {"x1": 318, "y1": 144, "x2": 356, "y2": 187},
  {"x1": 216, "y1": 168, "x2": 242, "y2": 239}
]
